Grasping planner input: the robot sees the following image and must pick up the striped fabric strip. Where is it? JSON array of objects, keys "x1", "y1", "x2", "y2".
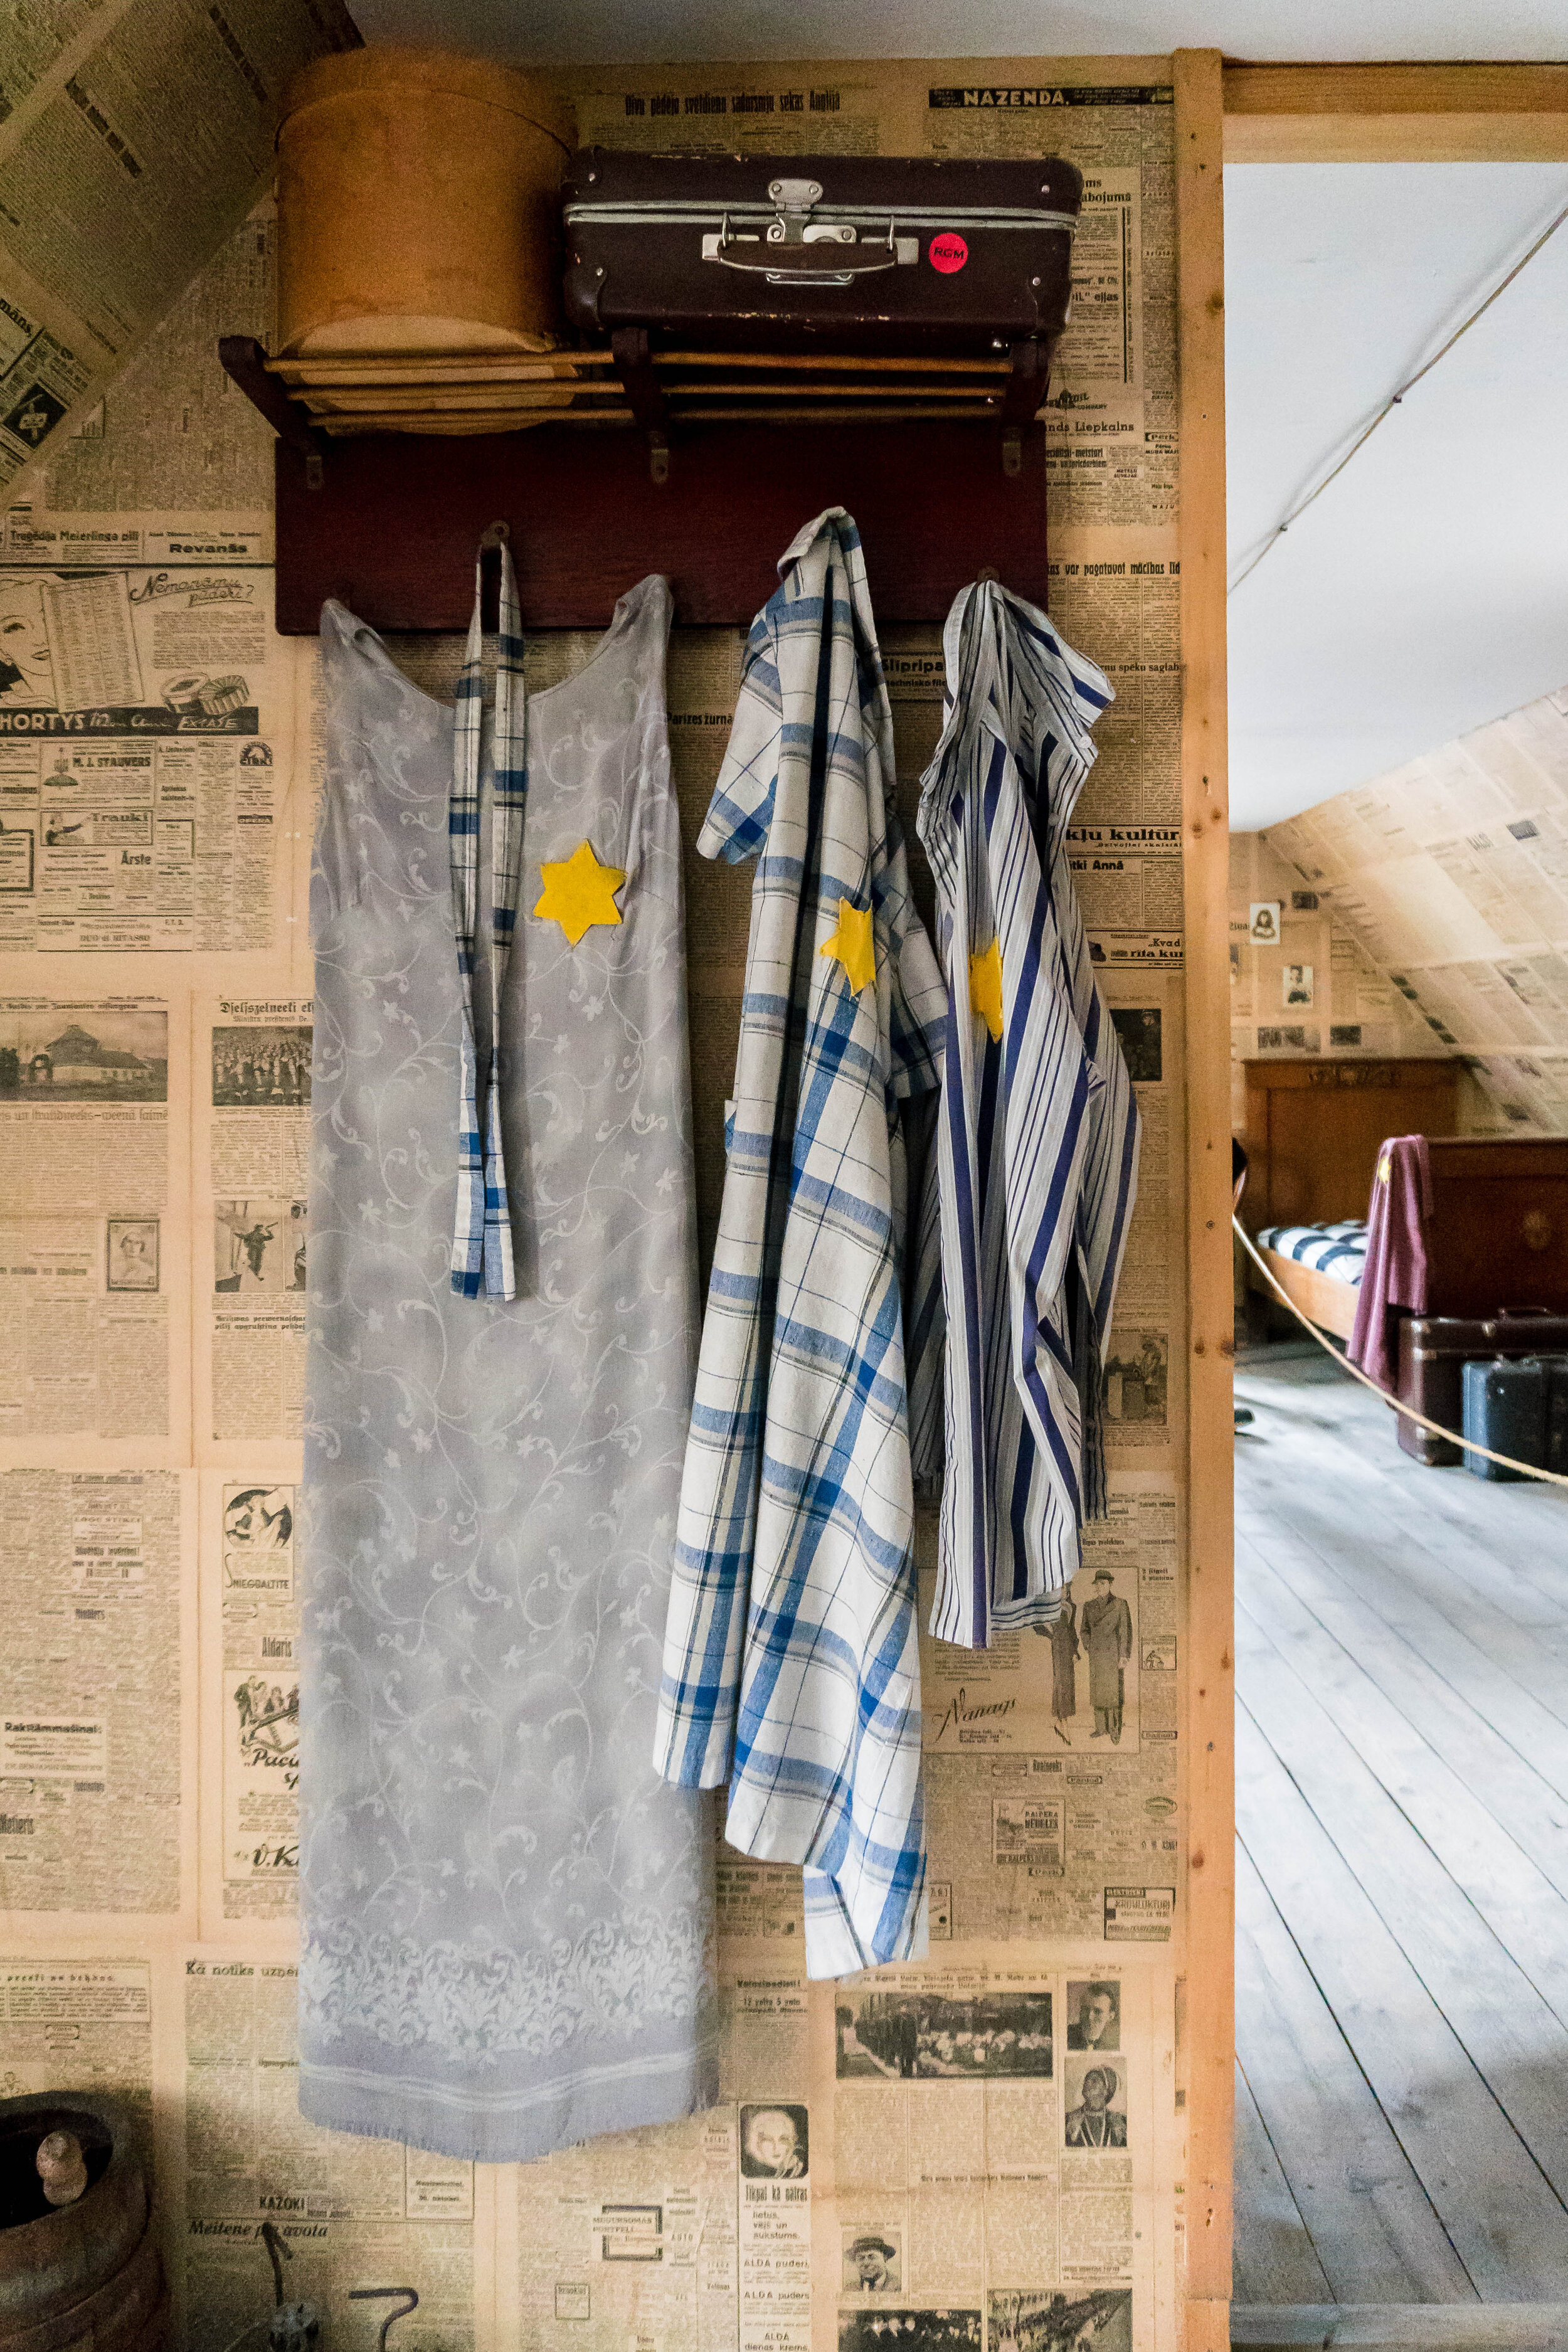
[
  {"x1": 913, "y1": 580, "x2": 1140, "y2": 1649},
  {"x1": 1255, "y1": 1221, "x2": 1369, "y2": 1284},
  {"x1": 450, "y1": 538, "x2": 527, "y2": 1300},
  {"x1": 653, "y1": 508, "x2": 947, "y2": 1981}
]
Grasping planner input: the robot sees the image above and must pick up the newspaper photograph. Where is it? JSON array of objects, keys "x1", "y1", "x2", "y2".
[
  {"x1": 199, "y1": 1469, "x2": 299, "y2": 1931},
  {"x1": 0, "y1": 990, "x2": 189, "y2": 1454},
  {"x1": 0, "y1": 1466, "x2": 194, "y2": 1918},
  {"x1": 184, "y1": 1955, "x2": 476, "y2": 2352},
  {"x1": 195, "y1": 995, "x2": 310, "y2": 1455},
  {"x1": 0, "y1": 559, "x2": 295, "y2": 953}
]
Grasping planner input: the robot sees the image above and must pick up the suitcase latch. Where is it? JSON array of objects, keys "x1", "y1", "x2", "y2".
[{"x1": 702, "y1": 186, "x2": 919, "y2": 284}]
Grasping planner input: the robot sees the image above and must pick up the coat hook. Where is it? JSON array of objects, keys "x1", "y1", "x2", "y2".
[
  {"x1": 976, "y1": 566, "x2": 1000, "y2": 583},
  {"x1": 480, "y1": 519, "x2": 511, "y2": 549}
]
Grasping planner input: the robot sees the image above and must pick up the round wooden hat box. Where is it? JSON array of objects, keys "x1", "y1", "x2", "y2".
[{"x1": 276, "y1": 46, "x2": 570, "y2": 356}]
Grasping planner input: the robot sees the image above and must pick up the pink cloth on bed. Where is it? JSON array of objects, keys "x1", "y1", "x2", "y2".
[{"x1": 1348, "y1": 1133, "x2": 1434, "y2": 1391}]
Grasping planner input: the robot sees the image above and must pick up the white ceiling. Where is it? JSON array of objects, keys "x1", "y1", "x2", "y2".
[
  {"x1": 1226, "y1": 161, "x2": 1568, "y2": 828},
  {"x1": 352, "y1": 1, "x2": 1568, "y2": 64},
  {"x1": 353, "y1": 1, "x2": 1568, "y2": 831}
]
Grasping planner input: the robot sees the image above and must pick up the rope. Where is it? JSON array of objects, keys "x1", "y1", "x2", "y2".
[
  {"x1": 1232, "y1": 1216, "x2": 1568, "y2": 1490},
  {"x1": 1227, "y1": 190, "x2": 1568, "y2": 597}
]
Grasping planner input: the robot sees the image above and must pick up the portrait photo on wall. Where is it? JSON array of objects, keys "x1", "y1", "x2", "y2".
[
  {"x1": 1063, "y1": 2055, "x2": 1130, "y2": 2148},
  {"x1": 1282, "y1": 961, "x2": 1315, "y2": 1007},
  {"x1": 739, "y1": 2102, "x2": 808, "y2": 2179},
  {"x1": 106, "y1": 1217, "x2": 159, "y2": 1292},
  {"x1": 838, "y1": 2310, "x2": 980, "y2": 2352},
  {"x1": 836, "y1": 1988, "x2": 1052, "y2": 2080},
  {"x1": 841, "y1": 2229, "x2": 903, "y2": 2294},
  {"x1": 214, "y1": 1199, "x2": 307, "y2": 1293},
  {"x1": 1248, "y1": 900, "x2": 1281, "y2": 945},
  {"x1": 988, "y1": 2287, "x2": 1131, "y2": 2352},
  {"x1": 1066, "y1": 1980, "x2": 1121, "y2": 2053}
]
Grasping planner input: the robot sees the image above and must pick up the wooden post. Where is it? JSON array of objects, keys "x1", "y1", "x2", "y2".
[{"x1": 1173, "y1": 46, "x2": 1234, "y2": 2352}]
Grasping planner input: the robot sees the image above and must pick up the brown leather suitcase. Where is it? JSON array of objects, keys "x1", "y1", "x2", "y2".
[
  {"x1": 561, "y1": 147, "x2": 1082, "y2": 359},
  {"x1": 1396, "y1": 1310, "x2": 1568, "y2": 1465}
]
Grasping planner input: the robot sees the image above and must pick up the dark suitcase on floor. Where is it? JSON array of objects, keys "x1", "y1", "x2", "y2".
[
  {"x1": 562, "y1": 147, "x2": 1082, "y2": 357},
  {"x1": 1463, "y1": 1357, "x2": 1549, "y2": 1481},
  {"x1": 1396, "y1": 1310, "x2": 1568, "y2": 1466}
]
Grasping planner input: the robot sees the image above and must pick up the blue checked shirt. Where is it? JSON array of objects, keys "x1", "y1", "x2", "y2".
[
  {"x1": 654, "y1": 509, "x2": 946, "y2": 1979},
  {"x1": 914, "y1": 581, "x2": 1140, "y2": 1648}
]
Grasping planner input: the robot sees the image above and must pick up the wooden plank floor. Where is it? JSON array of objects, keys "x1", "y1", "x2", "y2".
[{"x1": 1232, "y1": 1339, "x2": 1568, "y2": 2310}]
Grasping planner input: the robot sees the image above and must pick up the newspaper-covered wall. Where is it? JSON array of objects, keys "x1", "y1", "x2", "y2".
[
  {"x1": 0, "y1": 0, "x2": 356, "y2": 500},
  {"x1": 1264, "y1": 685, "x2": 1568, "y2": 1137},
  {"x1": 1226, "y1": 831, "x2": 1443, "y2": 1128},
  {"x1": 0, "y1": 51, "x2": 1199, "y2": 2352}
]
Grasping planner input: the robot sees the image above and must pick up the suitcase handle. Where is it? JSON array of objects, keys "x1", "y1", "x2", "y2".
[{"x1": 702, "y1": 215, "x2": 918, "y2": 281}]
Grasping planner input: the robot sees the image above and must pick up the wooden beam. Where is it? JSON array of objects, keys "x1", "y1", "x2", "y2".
[
  {"x1": 1173, "y1": 43, "x2": 1235, "y2": 2346},
  {"x1": 1231, "y1": 2308, "x2": 1568, "y2": 2349},
  {"x1": 1224, "y1": 63, "x2": 1568, "y2": 161}
]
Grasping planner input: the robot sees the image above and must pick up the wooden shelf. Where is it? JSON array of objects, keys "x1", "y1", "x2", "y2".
[{"x1": 220, "y1": 335, "x2": 1055, "y2": 633}]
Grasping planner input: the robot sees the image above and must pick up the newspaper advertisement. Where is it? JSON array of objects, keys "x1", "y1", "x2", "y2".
[
  {"x1": 0, "y1": 1467, "x2": 194, "y2": 1917},
  {"x1": 184, "y1": 1955, "x2": 476, "y2": 2352},
  {"x1": 196, "y1": 995, "x2": 310, "y2": 1453},
  {"x1": 0, "y1": 0, "x2": 354, "y2": 495},
  {"x1": 200, "y1": 1469, "x2": 299, "y2": 1929},
  {"x1": 920, "y1": 1476, "x2": 1179, "y2": 1947},
  {"x1": 0, "y1": 554, "x2": 294, "y2": 953},
  {"x1": 0, "y1": 1955, "x2": 153, "y2": 2107},
  {"x1": 829, "y1": 1961, "x2": 1159, "y2": 2348},
  {"x1": 0, "y1": 989, "x2": 189, "y2": 1454}
]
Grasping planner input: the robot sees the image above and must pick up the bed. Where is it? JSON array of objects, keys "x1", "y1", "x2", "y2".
[
  {"x1": 1239, "y1": 1053, "x2": 1568, "y2": 1340},
  {"x1": 1239, "y1": 1057, "x2": 1461, "y2": 1339},
  {"x1": 1249, "y1": 1219, "x2": 1367, "y2": 1340}
]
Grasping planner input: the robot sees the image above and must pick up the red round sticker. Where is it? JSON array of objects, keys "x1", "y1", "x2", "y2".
[{"x1": 930, "y1": 231, "x2": 968, "y2": 273}]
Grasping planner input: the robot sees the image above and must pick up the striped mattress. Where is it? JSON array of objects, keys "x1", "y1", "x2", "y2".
[{"x1": 1254, "y1": 1219, "x2": 1369, "y2": 1288}]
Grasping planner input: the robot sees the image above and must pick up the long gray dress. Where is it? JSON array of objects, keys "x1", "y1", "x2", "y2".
[{"x1": 299, "y1": 575, "x2": 718, "y2": 2163}]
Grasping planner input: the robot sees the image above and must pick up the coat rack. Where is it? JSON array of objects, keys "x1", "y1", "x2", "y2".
[{"x1": 218, "y1": 336, "x2": 1053, "y2": 633}]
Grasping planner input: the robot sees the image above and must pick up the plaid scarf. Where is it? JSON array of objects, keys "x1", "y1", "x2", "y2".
[{"x1": 449, "y1": 536, "x2": 527, "y2": 1300}]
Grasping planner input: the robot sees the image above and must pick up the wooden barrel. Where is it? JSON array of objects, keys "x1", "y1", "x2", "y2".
[
  {"x1": 277, "y1": 46, "x2": 571, "y2": 356},
  {"x1": 0, "y1": 2097, "x2": 157, "y2": 2349}
]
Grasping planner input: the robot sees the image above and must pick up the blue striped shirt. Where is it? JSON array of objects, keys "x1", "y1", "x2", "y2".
[
  {"x1": 914, "y1": 581, "x2": 1140, "y2": 1648},
  {"x1": 653, "y1": 509, "x2": 946, "y2": 1978}
]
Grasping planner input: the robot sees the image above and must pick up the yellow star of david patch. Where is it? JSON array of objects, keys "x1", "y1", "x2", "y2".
[
  {"x1": 533, "y1": 839, "x2": 626, "y2": 946},
  {"x1": 820, "y1": 898, "x2": 876, "y2": 995},
  {"x1": 969, "y1": 937, "x2": 1004, "y2": 1042}
]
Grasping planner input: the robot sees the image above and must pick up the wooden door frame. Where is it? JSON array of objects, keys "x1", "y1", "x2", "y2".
[{"x1": 1182, "y1": 51, "x2": 1568, "y2": 2351}]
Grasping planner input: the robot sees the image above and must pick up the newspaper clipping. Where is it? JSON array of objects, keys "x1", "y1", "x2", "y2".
[
  {"x1": 0, "y1": 556, "x2": 294, "y2": 954},
  {"x1": 0, "y1": 991, "x2": 186, "y2": 1449},
  {"x1": 0, "y1": 1955, "x2": 152, "y2": 2105},
  {"x1": 0, "y1": 1466, "x2": 192, "y2": 1917},
  {"x1": 198, "y1": 996, "x2": 310, "y2": 1449},
  {"x1": 206, "y1": 1471, "x2": 299, "y2": 1925}
]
